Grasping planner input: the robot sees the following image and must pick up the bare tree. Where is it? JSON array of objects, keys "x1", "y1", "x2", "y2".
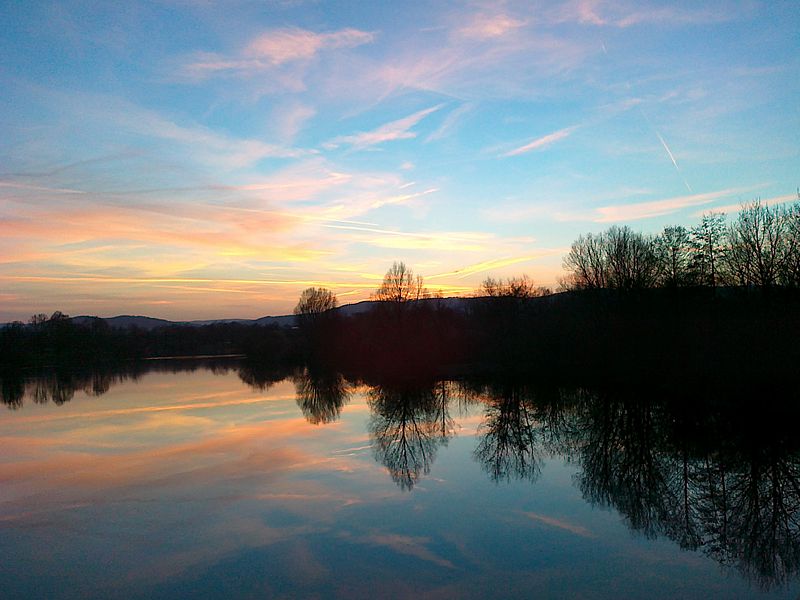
[
  {"x1": 479, "y1": 275, "x2": 551, "y2": 298},
  {"x1": 563, "y1": 232, "x2": 608, "y2": 289},
  {"x1": 604, "y1": 226, "x2": 661, "y2": 290},
  {"x1": 294, "y1": 287, "x2": 337, "y2": 331},
  {"x1": 723, "y1": 201, "x2": 793, "y2": 287},
  {"x1": 294, "y1": 287, "x2": 337, "y2": 316},
  {"x1": 656, "y1": 225, "x2": 691, "y2": 287},
  {"x1": 781, "y1": 201, "x2": 800, "y2": 286},
  {"x1": 689, "y1": 213, "x2": 726, "y2": 287},
  {"x1": 373, "y1": 261, "x2": 427, "y2": 302}
]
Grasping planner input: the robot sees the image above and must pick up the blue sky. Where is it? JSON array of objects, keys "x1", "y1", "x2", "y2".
[{"x1": 1, "y1": 0, "x2": 798, "y2": 320}]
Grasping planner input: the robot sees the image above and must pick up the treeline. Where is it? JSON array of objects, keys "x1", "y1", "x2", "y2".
[
  {"x1": 563, "y1": 200, "x2": 800, "y2": 290},
  {"x1": 284, "y1": 258, "x2": 800, "y2": 385},
  {"x1": 0, "y1": 312, "x2": 301, "y2": 370}
]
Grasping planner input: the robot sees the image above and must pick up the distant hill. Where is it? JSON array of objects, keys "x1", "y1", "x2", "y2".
[
  {"x1": 64, "y1": 297, "x2": 477, "y2": 330},
  {"x1": 71, "y1": 315, "x2": 178, "y2": 331}
]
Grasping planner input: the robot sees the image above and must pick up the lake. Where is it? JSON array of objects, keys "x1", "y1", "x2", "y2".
[{"x1": 1, "y1": 360, "x2": 798, "y2": 599}]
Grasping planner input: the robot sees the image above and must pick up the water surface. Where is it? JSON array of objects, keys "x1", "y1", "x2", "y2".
[{"x1": 1, "y1": 361, "x2": 798, "y2": 599}]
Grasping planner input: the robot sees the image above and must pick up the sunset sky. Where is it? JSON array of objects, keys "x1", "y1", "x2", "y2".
[{"x1": 1, "y1": 0, "x2": 798, "y2": 321}]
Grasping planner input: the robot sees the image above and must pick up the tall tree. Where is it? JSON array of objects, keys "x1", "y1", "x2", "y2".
[
  {"x1": 689, "y1": 213, "x2": 726, "y2": 287},
  {"x1": 781, "y1": 201, "x2": 800, "y2": 286},
  {"x1": 723, "y1": 201, "x2": 792, "y2": 287},
  {"x1": 656, "y1": 225, "x2": 691, "y2": 287}
]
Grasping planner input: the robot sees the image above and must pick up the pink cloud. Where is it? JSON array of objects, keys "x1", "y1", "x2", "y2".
[
  {"x1": 503, "y1": 126, "x2": 577, "y2": 157},
  {"x1": 458, "y1": 13, "x2": 528, "y2": 39},
  {"x1": 245, "y1": 27, "x2": 374, "y2": 65},
  {"x1": 326, "y1": 104, "x2": 444, "y2": 149}
]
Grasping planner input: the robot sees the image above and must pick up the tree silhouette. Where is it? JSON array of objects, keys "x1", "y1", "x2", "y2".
[
  {"x1": 372, "y1": 261, "x2": 427, "y2": 303},
  {"x1": 689, "y1": 213, "x2": 726, "y2": 287},
  {"x1": 294, "y1": 287, "x2": 337, "y2": 322},
  {"x1": 656, "y1": 225, "x2": 691, "y2": 287},
  {"x1": 479, "y1": 275, "x2": 550, "y2": 298},
  {"x1": 724, "y1": 201, "x2": 796, "y2": 288}
]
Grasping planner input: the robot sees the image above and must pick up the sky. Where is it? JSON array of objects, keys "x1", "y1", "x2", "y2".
[{"x1": 1, "y1": 0, "x2": 798, "y2": 321}]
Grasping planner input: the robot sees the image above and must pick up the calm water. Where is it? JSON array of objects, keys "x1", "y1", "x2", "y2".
[{"x1": 1, "y1": 361, "x2": 799, "y2": 599}]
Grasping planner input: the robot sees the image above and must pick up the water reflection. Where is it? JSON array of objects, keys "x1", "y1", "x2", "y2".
[
  {"x1": 1, "y1": 359, "x2": 240, "y2": 409},
  {"x1": 3, "y1": 361, "x2": 800, "y2": 592},
  {"x1": 474, "y1": 384, "x2": 800, "y2": 590},
  {"x1": 293, "y1": 368, "x2": 351, "y2": 425},
  {"x1": 366, "y1": 379, "x2": 455, "y2": 490},
  {"x1": 472, "y1": 383, "x2": 577, "y2": 483}
]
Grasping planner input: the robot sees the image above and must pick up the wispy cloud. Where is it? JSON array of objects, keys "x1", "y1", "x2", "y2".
[
  {"x1": 457, "y1": 13, "x2": 527, "y2": 40},
  {"x1": 693, "y1": 193, "x2": 799, "y2": 217},
  {"x1": 548, "y1": 0, "x2": 741, "y2": 28},
  {"x1": 0, "y1": 181, "x2": 86, "y2": 194},
  {"x1": 325, "y1": 105, "x2": 444, "y2": 150},
  {"x1": 183, "y1": 27, "x2": 375, "y2": 78},
  {"x1": 425, "y1": 103, "x2": 473, "y2": 142},
  {"x1": 245, "y1": 28, "x2": 374, "y2": 65},
  {"x1": 427, "y1": 255, "x2": 546, "y2": 280},
  {"x1": 271, "y1": 102, "x2": 317, "y2": 141},
  {"x1": 502, "y1": 126, "x2": 577, "y2": 157},
  {"x1": 320, "y1": 224, "x2": 490, "y2": 252},
  {"x1": 564, "y1": 185, "x2": 768, "y2": 223}
]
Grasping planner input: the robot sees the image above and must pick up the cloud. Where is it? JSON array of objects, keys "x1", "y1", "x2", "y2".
[
  {"x1": 272, "y1": 102, "x2": 317, "y2": 141},
  {"x1": 325, "y1": 105, "x2": 444, "y2": 149},
  {"x1": 563, "y1": 185, "x2": 768, "y2": 223},
  {"x1": 548, "y1": 0, "x2": 740, "y2": 28},
  {"x1": 245, "y1": 27, "x2": 374, "y2": 64},
  {"x1": 543, "y1": 0, "x2": 605, "y2": 26},
  {"x1": 183, "y1": 27, "x2": 374, "y2": 78},
  {"x1": 503, "y1": 126, "x2": 577, "y2": 157},
  {"x1": 427, "y1": 253, "x2": 561, "y2": 281},
  {"x1": 0, "y1": 181, "x2": 86, "y2": 194},
  {"x1": 693, "y1": 193, "x2": 799, "y2": 217},
  {"x1": 320, "y1": 224, "x2": 490, "y2": 252},
  {"x1": 425, "y1": 103, "x2": 474, "y2": 142},
  {"x1": 457, "y1": 13, "x2": 528, "y2": 40}
]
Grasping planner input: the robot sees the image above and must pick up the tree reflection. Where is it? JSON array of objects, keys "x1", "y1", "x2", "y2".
[
  {"x1": 464, "y1": 380, "x2": 800, "y2": 589},
  {"x1": 574, "y1": 392, "x2": 678, "y2": 539},
  {"x1": 1, "y1": 371, "x2": 25, "y2": 408},
  {"x1": 566, "y1": 387, "x2": 800, "y2": 590},
  {"x1": 236, "y1": 360, "x2": 294, "y2": 392},
  {"x1": 1, "y1": 358, "x2": 239, "y2": 409},
  {"x1": 367, "y1": 379, "x2": 454, "y2": 490},
  {"x1": 473, "y1": 383, "x2": 577, "y2": 483},
  {"x1": 293, "y1": 367, "x2": 350, "y2": 425},
  {"x1": 474, "y1": 384, "x2": 541, "y2": 483},
  {"x1": 695, "y1": 440, "x2": 800, "y2": 587}
]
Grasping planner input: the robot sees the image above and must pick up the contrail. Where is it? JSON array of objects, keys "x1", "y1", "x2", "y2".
[
  {"x1": 655, "y1": 130, "x2": 693, "y2": 193},
  {"x1": 599, "y1": 42, "x2": 693, "y2": 194},
  {"x1": 638, "y1": 107, "x2": 693, "y2": 193}
]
